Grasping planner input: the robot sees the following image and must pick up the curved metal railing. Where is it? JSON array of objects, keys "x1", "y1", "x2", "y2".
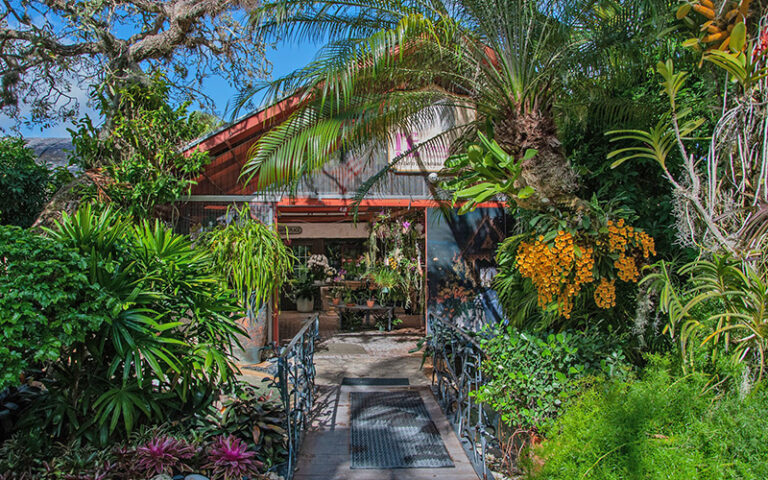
[
  {"x1": 427, "y1": 312, "x2": 496, "y2": 480},
  {"x1": 275, "y1": 314, "x2": 319, "y2": 479}
]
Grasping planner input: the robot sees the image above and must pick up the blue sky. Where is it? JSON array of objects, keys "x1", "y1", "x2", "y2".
[{"x1": 0, "y1": 39, "x2": 322, "y2": 139}]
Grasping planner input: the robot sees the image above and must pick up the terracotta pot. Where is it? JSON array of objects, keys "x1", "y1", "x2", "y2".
[
  {"x1": 346, "y1": 302, "x2": 357, "y2": 307},
  {"x1": 233, "y1": 310, "x2": 268, "y2": 363},
  {"x1": 332, "y1": 297, "x2": 341, "y2": 305},
  {"x1": 366, "y1": 299, "x2": 375, "y2": 307}
]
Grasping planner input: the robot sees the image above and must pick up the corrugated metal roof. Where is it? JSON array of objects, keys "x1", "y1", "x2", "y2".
[{"x1": 184, "y1": 90, "x2": 447, "y2": 201}]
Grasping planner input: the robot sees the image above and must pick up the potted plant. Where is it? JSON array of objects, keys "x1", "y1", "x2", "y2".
[
  {"x1": 365, "y1": 295, "x2": 376, "y2": 308},
  {"x1": 289, "y1": 266, "x2": 317, "y2": 313},
  {"x1": 353, "y1": 288, "x2": 368, "y2": 306},
  {"x1": 342, "y1": 287, "x2": 356, "y2": 307},
  {"x1": 329, "y1": 285, "x2": 344, "y2": 305},
  {"x1": 307, "y1": 254, "x2": 336, "y2": 283}
]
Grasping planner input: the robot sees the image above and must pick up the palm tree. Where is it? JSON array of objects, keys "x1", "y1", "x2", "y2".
[{"x1": 240, "y1": 0, "x2": 671, "y2": 210}]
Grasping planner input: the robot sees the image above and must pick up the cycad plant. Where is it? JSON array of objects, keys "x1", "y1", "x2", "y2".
[{"x1": 240, "y1": 0, "x2": 671, "y2": 209}]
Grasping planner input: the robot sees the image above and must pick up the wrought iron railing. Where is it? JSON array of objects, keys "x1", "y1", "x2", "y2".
[
  {"x1": 274, "y1": 314, "x2": 319, "y2": 479},
  {"x1": 427, "y1": 313, "x2": 496, "y2": 480}
]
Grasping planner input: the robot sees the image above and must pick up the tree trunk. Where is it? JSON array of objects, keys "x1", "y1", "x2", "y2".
[
  {"x1": 494, "y1": 107, "x2": 581, "y2": 210},
  {"x1": 32, "y1": 170, "x2": 113, "y2": 231}
]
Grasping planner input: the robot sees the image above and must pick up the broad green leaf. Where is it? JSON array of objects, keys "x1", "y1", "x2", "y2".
[
  {"x1": 730, "y1": 22, "x2": 746, "y2": 52},
  {"x1": 517, "y1": 186, "x2": 535, "y2": 199}
]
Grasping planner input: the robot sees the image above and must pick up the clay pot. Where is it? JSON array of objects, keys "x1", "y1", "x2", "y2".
[
  {"x1": 332, "y1": 297, "x2": 341, "y2": 305},
  {"x1": 366, "y1": 299, "x2": 375, "y2": 308}
]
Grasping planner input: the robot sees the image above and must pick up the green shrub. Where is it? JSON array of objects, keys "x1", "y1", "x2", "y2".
[
  {"x1": 2, "y1": 205, "x2": 245, "y2": 443},
  {"x1": 0, "y1": 137, "x2": 70, "y2": 228},
  {"x1": 69, "y1": 75, "x2": 214, "y2": 218},
  {"x1": 0, "y1": 226, "x2": 108, "y2": 390},
  {"x1": 529, "y1": 356, "x2": 768, "y2": 479},
  {"x1": 475, "y1": 326, "x2": 628, "y2": 433},
  {"x1": 645, "y1": 255, "x2": 768, "y2": 386}
]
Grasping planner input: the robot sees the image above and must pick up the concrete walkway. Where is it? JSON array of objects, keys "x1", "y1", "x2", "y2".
[{"x1": 293, "y1": 330, "x2": 479, "y2": 480}]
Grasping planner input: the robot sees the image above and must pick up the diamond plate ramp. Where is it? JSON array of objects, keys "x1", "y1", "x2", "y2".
[{"x1": 350, "y1": 391, "x2": 454, "y2": 469}]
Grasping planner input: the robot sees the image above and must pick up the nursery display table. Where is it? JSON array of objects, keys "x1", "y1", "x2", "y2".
[{"x1": 336, "y1": 304, "x2": 395, "y2": 331}]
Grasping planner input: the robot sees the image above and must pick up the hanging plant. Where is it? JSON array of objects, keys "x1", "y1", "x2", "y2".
[
  {"x1": 200, "y1": 206, "x2": 294, "y2": 314},
  {"x1": 367, "y1": 210, "x2": 425, "y2": 310}
]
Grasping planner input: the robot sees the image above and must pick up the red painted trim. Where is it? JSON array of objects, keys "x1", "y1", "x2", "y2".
[
  {"x1": 422, "y1": 207, "x2": 428, "y2": 328},
  {"x1": 276, "y1": 197, "x2": 505, "y2": 209},
  {"x1": 183, "y1": 95, "x2": 305, "y2": 157},
  {"x1": 272, "y1": 207, "x2": 280, "y2": 346}
]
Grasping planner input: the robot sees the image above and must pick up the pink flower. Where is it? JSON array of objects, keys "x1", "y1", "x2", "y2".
[
  {"x1": 755, "y1": 27, "x2": 768, "y2": 59},
  {"x1": 134, "y1": 437, "x2": 196, "y2": 476},
  {"x1": 204, "y1": 435, "x2": 263, "y2": 480}
]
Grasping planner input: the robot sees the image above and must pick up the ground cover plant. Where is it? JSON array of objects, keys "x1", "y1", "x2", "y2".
[
  {"x1": 528, "y1": 356, "x2": 768, "y2": 480},
  {"x1": 473, "y1": 326, "x2": 629, "y2": 472}
]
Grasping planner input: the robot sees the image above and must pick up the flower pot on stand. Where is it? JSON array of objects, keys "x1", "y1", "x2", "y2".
[
  {"x1": 366, "y1": 299, "x2": 375, "y2": 308},
  {"x1": 296, "y1": 296, "x2": 314, "y2": 313}
]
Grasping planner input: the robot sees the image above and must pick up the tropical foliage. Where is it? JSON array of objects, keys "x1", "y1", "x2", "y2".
[
  {"x1": 0, "y1": 225, "x2": 104, "y2": 391},
  {"x1": 645, "y1": 255, "x2": 768, "y2": 384},
  {"x1": 0, "y1": 137, "x2": 70, "y2": 228},
  {"x1": 200, "y1": 206, "x2": 294, "y2": 314},
  {"x1": 0, "y1": 427, "x2": 273, "y2": 479},
  {"x1": 442, "y1": 133, "x2": 536, "y2": 213},
  {"x1": 529, "y1": 357, "x2": 768, "y2": 479},
  {"x1": 2, "y1": 205, "x2": 244, "y2": 443},
  {"x1": 69, "y1": 75, "x2": 215, "y2": 218},
  {"x1": 239, "y1": 0, "x2": 673, "y2": 209},
  {"x1": 366, "y1": 210, "x2": 424, "y2": 310},
  {"x1": 475, "y1": 326, "x2": 626, "y2": 432},
  {"x1": 493, "y1": 199, "x2": 656, "y2": 328},
  {"x1": 608, "y1": 34, "x2": 768, "y2": 257},
  {"x1": 474, "y1": 325, "x2": 628, "y2": 475},
  {"x1": 4, "y1": 0, "x2": 768, "y2": 478},
  {"x1": 676, "y1": 0, "x2": 751, "y2": 52}
]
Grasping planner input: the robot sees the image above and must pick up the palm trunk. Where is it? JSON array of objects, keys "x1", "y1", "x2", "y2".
[{"x1": 494, "y1": 107, "x2": 581, "y2": 210}]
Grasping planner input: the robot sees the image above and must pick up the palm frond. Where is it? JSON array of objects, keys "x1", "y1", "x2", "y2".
[{"x1": 237, "y1": 0, "x2": 677, "y2": 194}]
